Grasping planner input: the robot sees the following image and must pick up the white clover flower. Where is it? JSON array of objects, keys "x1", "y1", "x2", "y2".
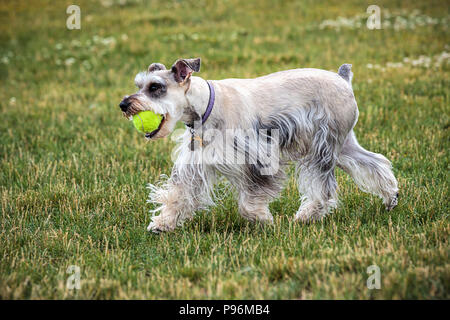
[
  {"x1": 101, "y1": 0, "x2": 113, "y2": 7},
  {"x1": 82, "y1": 60, "x2": 92, "y2": 70},
  {"x1": 386, "y1": 62, "x2": 403, "y2": 68},
  {"x1": 71, "y1": 40, "x2": 81, "y2": 47},
  {"x1": 434, "y1": 51, "x2": 450, "y2": 67},
  {"x1": 101, "y1": 36, "x2": 116, "y2": 46},
  {"x1": 65, "y1": 57, "x2": 76, "y2": 66}
]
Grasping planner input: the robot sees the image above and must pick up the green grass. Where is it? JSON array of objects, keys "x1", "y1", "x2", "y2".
[{"x1": 0, "y1": 0, "x2": 449, "y2": 299}]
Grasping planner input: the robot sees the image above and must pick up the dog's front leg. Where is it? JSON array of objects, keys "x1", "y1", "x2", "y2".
[
  {"x1": 147, "y1": 164, "x2": 215, "y2": 233},
  {"x1": 147, "y1": 182, "x2": 189, "y2": 233}
]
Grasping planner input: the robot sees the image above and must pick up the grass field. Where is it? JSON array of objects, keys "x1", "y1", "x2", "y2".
[{"x1": 0, "y1": 0, "x2": 449, "y2": 299}]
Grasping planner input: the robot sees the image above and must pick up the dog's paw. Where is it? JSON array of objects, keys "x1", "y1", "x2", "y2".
[
  {"x1": 295, "y1": 211, "x2": 322, "y2": 223},
  {"x1": 147, "y1": 221, "x2": 163, "y2": 234},
  {"x1": 385, "y1": 192, "x2": 399, "y2": 211},
  {"x1": 147, "y1": 215, "x2": 177, "y2": 233},
  {"x1": 294, "y1": 201, "x2": 326, "y2": 223}
]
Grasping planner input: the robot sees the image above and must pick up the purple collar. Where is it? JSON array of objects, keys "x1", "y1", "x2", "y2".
[
  {"x1": 201, "y1": 80, "x2": 215, "y2": 125},
  {"x1": 185, "y1": 80, "x2": 215, "y2": 129}
]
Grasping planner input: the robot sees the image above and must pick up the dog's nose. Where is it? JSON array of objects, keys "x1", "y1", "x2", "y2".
[{"x1": 119, "y1": 99, "x2": 130, "y2": 112}]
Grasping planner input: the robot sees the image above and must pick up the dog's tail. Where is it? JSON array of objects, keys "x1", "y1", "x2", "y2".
[{"x1": 338, "y1": 63, "x2": 353, "y2": 86}]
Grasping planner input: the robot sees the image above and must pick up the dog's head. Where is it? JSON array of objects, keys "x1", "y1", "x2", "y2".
[{"x1": 119, "y1": 58, "x2": 201, "y2": 139}]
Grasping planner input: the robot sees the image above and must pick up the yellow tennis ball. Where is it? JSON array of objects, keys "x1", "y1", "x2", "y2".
[{"x1": 132, "y1": 111, "x2": 163, "y2": 133}]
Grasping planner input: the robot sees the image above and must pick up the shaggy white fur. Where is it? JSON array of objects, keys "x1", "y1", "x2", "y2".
[{"x1": 119, "y1": 59, "x2": 399, "y2": 232}]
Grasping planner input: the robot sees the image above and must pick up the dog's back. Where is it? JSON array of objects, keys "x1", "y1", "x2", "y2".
[{"x1": 212, "y1": 67, "x2": 358, "y2": 135}]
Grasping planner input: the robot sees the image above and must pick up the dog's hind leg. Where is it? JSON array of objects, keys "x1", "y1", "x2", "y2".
[
  {"x1": 294, "y1": 162, "x2": 338, "y2": 222},
  {"x1": 294, "y1": 115, "x2": 339, "y2": 222},
  {"x1": 337, "y1": 131, "x2": 399, "y2": 210},
  {"x1": 228, "y1": 164, "x2": 285, "y2": 224}
]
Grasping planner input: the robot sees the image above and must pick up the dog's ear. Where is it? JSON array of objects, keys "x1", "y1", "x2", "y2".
[
  {"x1": 148, "y1": 63, "x2": 166, "y2": 72},
  {"x1": 171, "y1": 58, "x2": 201, "y2": 83}
]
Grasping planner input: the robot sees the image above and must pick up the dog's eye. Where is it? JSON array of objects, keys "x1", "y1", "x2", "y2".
[{"x1": 149, "y1": 83, "x2": 162, "y2": 92}]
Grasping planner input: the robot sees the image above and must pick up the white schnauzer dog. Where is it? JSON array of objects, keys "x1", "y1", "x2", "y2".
[{"x1": 119, "y1": 58, "x2": 399, "y2": 233}]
